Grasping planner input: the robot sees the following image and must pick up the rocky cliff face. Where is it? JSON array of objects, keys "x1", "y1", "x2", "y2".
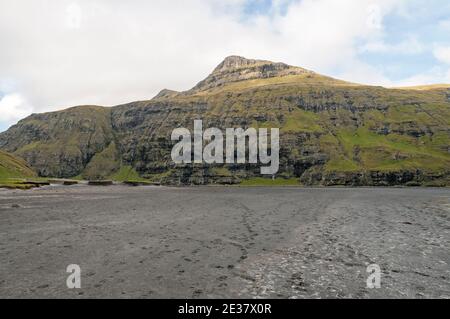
[
  {"x1": 1, "y1": 56, "x2": 449, "y2": 186},
  {"x1": 0, "y1": 106, "x2": 114, "y2": 178},
  {"x1": 189, "y1": 55, "x2": 313, "y2": 92}
]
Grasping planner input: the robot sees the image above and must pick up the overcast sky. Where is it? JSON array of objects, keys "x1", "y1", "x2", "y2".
[{"x1": 1, "y1": 0, "x2": 450, "y2": 132}]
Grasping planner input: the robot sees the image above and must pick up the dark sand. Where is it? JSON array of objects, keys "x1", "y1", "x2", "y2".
[{"x1": 0, "y1": 185, "x2": 449, "y2": 298}]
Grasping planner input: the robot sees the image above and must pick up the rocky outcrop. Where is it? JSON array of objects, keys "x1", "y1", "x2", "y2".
[
  {"x1": 301, "y1": 170, "x2": 449, "y2": 187},
  {"x1": 153, "y1": 89, "x2": 179, "y2": 99},
  {"x1": 189, "y1": 55, "x2": 313, "y2": 92}
]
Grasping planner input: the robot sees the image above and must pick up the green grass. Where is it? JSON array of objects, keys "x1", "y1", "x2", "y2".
[
  {"x1": 0, "y1": 150, "x2": 38, "y2": 189},
  {"x1": 282, "y1": 109, "x2": 324, "y2": 133},
  {"x1": 325, "y1": 158, "x2": 360, "y2": 172},
  {"x1": 0, "y1": 151, "x2": 36, "y2": 179},
  {"x1": 109, "y1": 166, "x2": 148, "y2": 182},
  {"x1": 324, "y1": 127, "x2": 450, "y2": 172},
  {"x1": 240, "y1": 177, "x2": 301, "y2": 186},
  {"x1": 193, "y1": 73, "x2": 358, "y2": 96}
]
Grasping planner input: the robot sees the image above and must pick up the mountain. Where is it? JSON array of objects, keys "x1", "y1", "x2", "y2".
[
  {"x1": 0, "y1": 105, "x2": 114, "y2": 178},
  {"x1": 0, "y1": 56, "x2": 449, "y2": 186}
]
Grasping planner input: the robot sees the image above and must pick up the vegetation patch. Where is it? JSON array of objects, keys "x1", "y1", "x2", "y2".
[
  {"x1": 240, "y1": 177, "x2": 301, "y2": 186},
  {"x1": 0, "y1": 150, "x2": 38, "y2": 189}
]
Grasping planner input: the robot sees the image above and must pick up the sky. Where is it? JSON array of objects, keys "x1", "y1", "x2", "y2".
[{"x1": 1, "y1": 0, "x2": 450, "y2": 132}]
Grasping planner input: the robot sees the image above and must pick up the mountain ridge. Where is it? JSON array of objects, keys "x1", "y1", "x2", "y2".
[{"x1": 0, "y1": 56, "x2": 449, "y2": 186}]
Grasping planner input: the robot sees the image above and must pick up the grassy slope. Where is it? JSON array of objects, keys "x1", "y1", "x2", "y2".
[
  {"x1": 0, "y1": 150, "x2": 37, "y2": 188},
  {"x1": 109, "y1": 166, "x2": 148, "y2": 182}
]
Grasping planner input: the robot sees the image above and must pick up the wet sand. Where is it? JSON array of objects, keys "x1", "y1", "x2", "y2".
[{"x1": 0, "y1": 185, "x2": 449, "y2": 298}]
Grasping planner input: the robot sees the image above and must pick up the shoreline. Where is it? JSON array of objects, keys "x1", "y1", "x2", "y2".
[{"x1": 1, "y1": 182, "x2": 449, "y2": 191}]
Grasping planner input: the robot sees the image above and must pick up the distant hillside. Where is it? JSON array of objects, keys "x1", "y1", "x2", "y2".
[
  {"x1": 0, "y1": 105, "x2": 115, "y2": 178},
  {"x1": 0, "y1": 56, "x2": 449, "y2": 186},
  {"x1": 0, "y1": 150, "x2": 36, "y2": 186}
]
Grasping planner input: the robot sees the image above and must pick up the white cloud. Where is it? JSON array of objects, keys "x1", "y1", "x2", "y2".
[
  {"x1": 359, "y1": 36, "x2": 424, "y2": 55},
  {"x1": 0, "y1": 93, "x2": 33, "y2": 123},
  {"x1": 391, "y1": 65, "x2": 450, "y2": 87},
  {"x1": 66, "y1": 2, "x2": 83, "y2": 29},
  {"x1": 434, "y1": 46, "x2": 450, "y2": 65},
  {"x1": 429, "y1": 46, "x2": 450, "y2": 84},
  {"x1": 366, "y1": 3, "x2": 384, "y2": 30},
  {"x1": 0, "y1": 0, "x2": 406, "y2": 126}
]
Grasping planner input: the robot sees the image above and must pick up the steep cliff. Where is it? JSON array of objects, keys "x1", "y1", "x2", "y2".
[
  {"x1": 0, "y1": 106, "x2": 114, "y2": 178},
  {"x1": 1, "y1": 56, "x2": 449, "y2": 186}
]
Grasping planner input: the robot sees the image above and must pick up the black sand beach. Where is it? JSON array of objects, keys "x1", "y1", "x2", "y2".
[{"x1": 0, "y1": 185, "x2": 449, "y2": 298}]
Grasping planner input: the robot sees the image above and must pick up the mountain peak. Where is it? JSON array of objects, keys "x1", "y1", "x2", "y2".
[
  {"x1": 153, "y1": 89, "x2": 179, "y2": 99},
  {"x1": 190, "y1": 56, "x2": 314, "y2": 92},
  {"x1": 213, "y1": 55, "x2": 271, "y2": 72}
]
